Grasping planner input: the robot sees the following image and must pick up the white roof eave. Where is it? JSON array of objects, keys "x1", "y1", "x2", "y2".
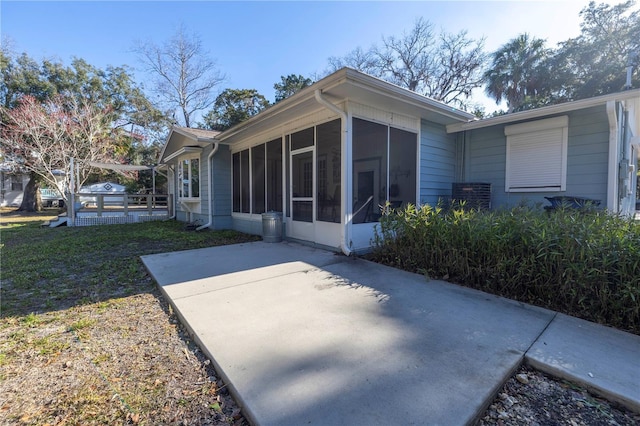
[
  {"x1": 217, "y1": 67, "x2": 474, "y2": 144},
  {"x1": 446, "y1": 88, "x2": 640, "y2": 133}
]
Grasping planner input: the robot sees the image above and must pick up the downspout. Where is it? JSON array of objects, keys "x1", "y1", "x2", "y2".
[
  {"x1": 314, "y1": 90, "x2": 352, "y2": 256},
  {"x1": 167, "y1": 165, "x2": 177, "y2": 220},
  {"x1": 196, "y1": 142, "x2": 220, "y2": 230},
  {"x1": 69, "y1": 157, "x2": 75, "y2": 226},
  {"x1": 606, "y1": 101, "x2": 619, "y2": 213}
]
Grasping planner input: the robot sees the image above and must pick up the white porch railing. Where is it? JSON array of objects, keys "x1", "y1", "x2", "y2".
[{"x1": 69, "y1": 193, "x2": 172, "y2": 227}]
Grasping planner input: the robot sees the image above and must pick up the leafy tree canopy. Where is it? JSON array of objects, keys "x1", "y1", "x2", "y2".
[
  {"x1": 555, "y1": 0, "x2": 639, "y2": 99},
  {"x1": 0, "y1": 48, "x2": 168, "y2": 138},
  {"x1": 0, "y1": 46, "x2": 170, "y2": 210},
  {"x1": 200, "y1": 88, "x2": 270, "y2": 131},
  {"x1": 484, "y1": 1, "x2": 639, "y2": 114},
  {"x1": 274, "y1": 74, "x2": 313, "y2": 102},
  {"x1": 484, "y1": 34, "x2": 552, "y2": 112}
]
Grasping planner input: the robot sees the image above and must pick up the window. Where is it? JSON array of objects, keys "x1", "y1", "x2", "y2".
[
  {"x1": 10, "y1": 176, "x2": 23, "y2": 192},
  {"x1": 178, "y1": 157, "x2": 200, "y2": 199},
  {"x1": 352, "y1": 118, "x2": 417, "y2": 223},
  {"x1": 505, "y1": 116, "x2": 568, "y2": 192}
]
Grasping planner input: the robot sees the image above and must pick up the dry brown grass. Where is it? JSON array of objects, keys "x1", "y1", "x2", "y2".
[
  {"x1": 0, "y1": 207, "x2": 59, "y2": 225},
  {"x1": 0, "y1": 216, "x2": 258, "y2": 425}
]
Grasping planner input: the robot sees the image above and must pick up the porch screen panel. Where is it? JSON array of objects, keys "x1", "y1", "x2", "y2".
[
  {"x1": 389, "y1": 127, "x2": 417, "y2": 207},
  {"x1": 352, "y1": 118, "x2": 387, "y2": 223},
  {"x1": 240, "y1": 149, "x2": 250, "y2": 213},
  {"x1": 285, "y1": 135, "x2": 291, "y2": 217},
  {"x1": 291, "y1": 127, "x2": 314, "y2": 151},
  {"x1": 316, "y1": 119, "x2": 341, "y2": 223},
  {"x1": 292, "y1": 151, "x2": 313, "y2": 198},
  {"x1": 266, "y1": 138, "x2": 283, "y2": 212},
  {"x1": 252, "y1": 145, "x2": 266, "y2": 214},
  {"x1": 292, "y1": 150, "x2": 313, "y2": 222},
  {"x1": 232, "y1": 153, "x2": 240, "y2": 212}
]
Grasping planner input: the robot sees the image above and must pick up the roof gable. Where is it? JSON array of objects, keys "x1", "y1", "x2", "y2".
[{"x1": 159, "y1": 126, "x2": 220, "y2": 164}]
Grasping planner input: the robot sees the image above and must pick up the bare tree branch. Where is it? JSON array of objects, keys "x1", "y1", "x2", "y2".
[
  {"x1": 133, "y1": 26, "x2": 225, "y2": 127},
  {"x1": 1, "y1": 95, "x2": 122, "y2": 201},
  {"x1": 326, "y1": 18, "x2": 486, "y2": 109}
]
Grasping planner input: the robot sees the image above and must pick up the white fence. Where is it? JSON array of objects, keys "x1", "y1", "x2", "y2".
[{"x1": 70, "y1": 193, "x2": 172, "y2": 227}]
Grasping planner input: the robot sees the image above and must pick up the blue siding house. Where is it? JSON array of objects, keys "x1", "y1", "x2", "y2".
[
  {"x1": 159, "y1": 68, "x2": 640, "y2": 254},
  {"x1": 447, "y1": 91, "x2": 640, "y2": 215}
]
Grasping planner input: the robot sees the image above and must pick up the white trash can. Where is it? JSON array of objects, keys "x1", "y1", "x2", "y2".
[{"x1": 262, "y1": 211, "x2": 283, "y2": 243}]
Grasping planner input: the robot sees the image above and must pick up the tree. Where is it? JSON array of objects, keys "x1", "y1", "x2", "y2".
[
  {"x1": 134, "y1": 26, "x2": 225, "y2": 128},
  {"x1": 274, "y1": 74, "x2": 313, "y2": 102},
  {"x1": 483, "y1": 34, "x2": 552, "y2": 112},
  {"x1": 327, "y1": 18, "x2": 486, "y2": 109},
  {"x1": 1, "y1": 50, "x2": 56, "y2": 109},
  {"x1": 327, "y1": 46, "x2": 382, "y2": 77},
  {"x1": 0, "y1": 49, "x2": 169, "y2": 210},
  {"x1": 1, "y1": 95, "x2": 124, "y2": 210},
  {"x1": 554, "y1": 0, "x2": 639, "y2": 99},
  {"x1": 200, "y1": 89, "x2": 270, "y2": 131}
]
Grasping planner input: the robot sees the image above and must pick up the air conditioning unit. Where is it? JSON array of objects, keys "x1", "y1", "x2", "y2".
[{"x1": 451, "y1": 182, "x2": 491, "y2": 209}]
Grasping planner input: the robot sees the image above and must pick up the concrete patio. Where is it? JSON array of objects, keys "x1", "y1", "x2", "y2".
[{"x1": 141, "y1": 241, "x2": 640, "y2": 425}]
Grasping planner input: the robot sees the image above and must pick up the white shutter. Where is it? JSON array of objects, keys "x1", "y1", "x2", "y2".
[{"x1": 505, "y1": 117, "x2": 568, "y2": 192}]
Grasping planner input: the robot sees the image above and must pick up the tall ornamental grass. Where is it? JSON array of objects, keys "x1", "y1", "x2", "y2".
[{"x1": 371, "y1": 204, "x2": 640, "y2": 335}]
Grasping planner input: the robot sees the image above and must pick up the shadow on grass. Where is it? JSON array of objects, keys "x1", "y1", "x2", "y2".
[{"x1": 0, "y1": 219, "x2": 260, "y2": 318}]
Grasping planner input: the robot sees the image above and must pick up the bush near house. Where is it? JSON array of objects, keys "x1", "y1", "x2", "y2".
[{"x1": 371, "y1": 204, "x2": 640, "y2": 335}]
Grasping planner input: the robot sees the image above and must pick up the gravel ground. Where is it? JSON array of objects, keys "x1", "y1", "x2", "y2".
[{"x1": 479, "y1": 365, "x2": 640, "y2": 425}]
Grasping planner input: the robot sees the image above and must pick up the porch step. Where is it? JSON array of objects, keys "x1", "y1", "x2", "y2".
[{"x1": 48, "y1": 215, "x2": 68, "y2": 228}]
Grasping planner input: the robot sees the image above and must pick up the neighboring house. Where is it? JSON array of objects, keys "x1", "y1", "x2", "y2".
[
  {"x1": 159, "y1": 67, "x2": 640, "y2": 254},
  {"x1": 0, "y1": 169, "x2": 66, "y2": 207},
  {"x1": 0, "y1": 171, "x2": 30, "y2": 207}
]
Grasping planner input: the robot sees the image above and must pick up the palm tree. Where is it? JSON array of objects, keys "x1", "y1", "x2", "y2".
[{"x1": 484, "y1": 34, "x2": 550, "y2": 112}]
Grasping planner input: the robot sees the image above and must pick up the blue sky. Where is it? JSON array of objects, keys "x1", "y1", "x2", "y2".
[{"x1": 1, "y1": 1, "x2": 613, "y2": 113}]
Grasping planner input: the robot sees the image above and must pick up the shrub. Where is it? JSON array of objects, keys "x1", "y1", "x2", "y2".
[{"x1": 371, "y1": 204, "x2": 640, "y2": 335}]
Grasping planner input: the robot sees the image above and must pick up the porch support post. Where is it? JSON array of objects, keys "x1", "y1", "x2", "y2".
[
  {"x1": 314, "y1": 90, "x2": 352, "y2": 255},
  {"x1": 606, "y1": 100, "x2": 619, "y2": 213},
  {"x1": 97, "y1": 194, "x2": 103, "y2": 217}
]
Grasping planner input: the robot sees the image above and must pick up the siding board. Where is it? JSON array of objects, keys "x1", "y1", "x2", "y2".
[
  {"x1": 420, "y1": 120, "x2": 456, "y2": 205},
  {"x1": 463, "y1": 107, "x2": 609, "y2": 208}
]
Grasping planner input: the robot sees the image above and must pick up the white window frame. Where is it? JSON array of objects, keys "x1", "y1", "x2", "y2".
[
  {"x1": 178, "y1": 154, "x2": 201, "y2": 200},
  {"x1": 505, "y1": 116, "x2": 568, "y2": 192}
]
